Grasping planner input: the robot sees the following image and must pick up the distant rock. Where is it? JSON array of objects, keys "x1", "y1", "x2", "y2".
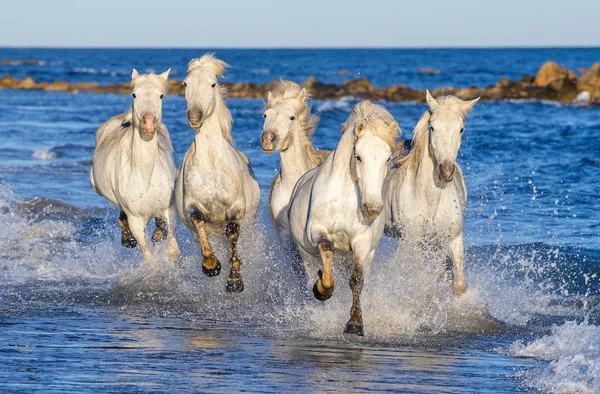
[
  {"x1": 338, "y1": 69, "x2": 351, "y2": 75},
  {"x1": 419, "y1": 68, "x2": 441, "y2": 74},
  {"x1": 45, "y1": 81, "x2": 70, "y2": 91},
  {"x1": 18, "y1": 77, "x2": 36, "y2": 89},
  {"x1": 341, "y1": 77, "x2": 375, "y2": 98},
  {"x1": 533, "y1": 61, "x2": 577, "y2": 87},
  {"x1": 578, "y1": 62, "x2": 600, "y2": 101}
]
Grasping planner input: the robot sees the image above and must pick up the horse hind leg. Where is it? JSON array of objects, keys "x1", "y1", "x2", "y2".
[
  {"x1": 118, "y1": 211, "x2": 137, "y2": 248},
  {"x1": 313, "y1": 239, "x2": 334, "y2": 301},
  {"x1": 225, "y1": 219, "x2": 244, "y2": 293},
  {"x1": 151, "y1": 218, "x2": 167, "y2": 244},
  {"x1": 191, "y1": 210, "x2": 221, "y2": 277}
]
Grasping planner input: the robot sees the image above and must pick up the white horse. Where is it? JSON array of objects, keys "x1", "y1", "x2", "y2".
[
  {"x1": 90, "y1": 69, "x2": 180, "y2": 265},
  {"x1": 176, "y1": 54, "x2": 261, "y2": 293},
  {"x1": 384, "y1": 91, "x2": 479, "y2": 296},
  {"x1": 261, "y1": 81, "x2": 327, "y2": 248},
  {"x1": 288, "y1": 101, "x2": 400, "y2": 335}
]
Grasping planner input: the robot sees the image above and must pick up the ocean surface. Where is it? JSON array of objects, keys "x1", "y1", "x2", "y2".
[{"x1": 0, "y1": 48, "x2": 599, "y2": 393}]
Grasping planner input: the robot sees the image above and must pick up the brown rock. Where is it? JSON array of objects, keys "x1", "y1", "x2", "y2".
[
  {"x1": 419, "y1": 68, "x2": 441, "y2": 74},
  {"x1": 520, "y1": 75, "x2": 535, "y2": 84},
  {"x1": 18, "y1": 77, "x2": 36, "y2": 89},
  {"x1": 45, "y1": 81, "x2": 70, "y2": 91},
  {"x1": 579, "y1": 63, "x2": 600, "y2": 86},
  {"x1": 0, "y1": 75, "x2": 19, "y2": 88},
  {"x1": 69, "y1": 82, "x2": 101, "y2": 92},
  {"x1": 533, "y1": 61, "x2": 577, "y2": 87},
  {"x1": 383, "y1": 84, "x2": 421, "y2": 102},
  {"x1": 430, "y1": 87, "x2": 458, "y2": 97},
  {"x1": 338, "y1": 69, "x2": 350, "y2": 75},
  {"x1": 340, "y1": 77, "x2": 375, "y2": 97},
  {"x1": 0, "y1": 59, "x2": 12, "y2": 65},
  {"x1": 578, "y1": 62, "x2": 600, "y2": 101}
]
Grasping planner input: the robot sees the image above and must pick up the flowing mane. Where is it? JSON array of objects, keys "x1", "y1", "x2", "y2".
[
  {"x1": 187, "y1": 54, "x2": 233, "y2": 143},
  {"x1": 266, "y1": 80, "x2": 321, "y2": 166},
  {"x1": 130, "y1": 73, "x2": 169, "y2": 94},
  {"x1": 341, "y1": 100, "x2": 399, "y2": 148},
  {"x1": 398, "y1": 95, "x2": 473, "y2": 178}
]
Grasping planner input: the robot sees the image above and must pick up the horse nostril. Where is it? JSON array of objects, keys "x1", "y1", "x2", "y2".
[{"x1": 438, "y1": 162, "x2": 455, "y2": 182}]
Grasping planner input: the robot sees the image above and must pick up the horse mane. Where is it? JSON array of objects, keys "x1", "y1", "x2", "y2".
[
  {"x1": 266, "y1": 80, "x2": 321, "y2": 166},
  {"x1": 187, "y1": 53, "x2": 233, "y2": 143},
  {"x1": 187, "y1": 53, "x2": 228, "y2": 78},
  {"x1": 130, "y1": 73, "x2": 169, "y2": 95},
  {"x1": 342, "y1": 100, "x2": 399, "y2": 149},
  {"x1": 398, "y1": 95, "x2": 472, "y2": 178}
]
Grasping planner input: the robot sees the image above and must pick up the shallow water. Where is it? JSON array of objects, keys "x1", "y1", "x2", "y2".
[{"x1": 1, "y1": 49, "x2": 600, "y2": 393}]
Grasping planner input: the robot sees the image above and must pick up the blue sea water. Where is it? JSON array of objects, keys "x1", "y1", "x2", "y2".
[{"x1": 0, "y1": 48, "x2": 599, "y2": 393}]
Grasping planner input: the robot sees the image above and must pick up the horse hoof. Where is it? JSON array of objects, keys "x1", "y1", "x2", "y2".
[
  {"x1": 121, "y1": 237, "x2": 137, "y2": 248},
  {"x1": 344, "y1": 321, "x2": 364, "y2": 336},
  {"x1": 312, "y1": 281, "x2": 333, "y2": 301},
  {"x1": 202, "y1": 258, "x2": 221, "y2": 277},
  {"x1": 226, "y1": 278, "x2": 244, "y2": 293}
]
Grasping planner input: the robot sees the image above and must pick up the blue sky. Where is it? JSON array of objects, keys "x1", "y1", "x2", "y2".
[{"x1": 1, "y1": 0, "x2": 598, "y2": 47}]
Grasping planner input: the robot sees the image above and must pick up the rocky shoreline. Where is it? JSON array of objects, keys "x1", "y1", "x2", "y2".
[{"x1": 1, "y1": 61, "x2": 599, "y2": 106}]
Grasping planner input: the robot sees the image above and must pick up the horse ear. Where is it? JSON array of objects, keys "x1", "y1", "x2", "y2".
[
  {"x1": 463, "y1": 97, "x2": 480, "y2": 111},
  {"x1": 425, "y1": 90, "x2": 438, "y2": 110},
  {"x1": 159, "y1": 68, "x2": 171, "y2": 81},
  {"x1": 297, "y1": 88, "x2": 307, "y2": 102},
  {"x1": 267, "y1": 91, "x2": 274, "y2": 102},
  {"x1": 131, "y1": 69, "x2": 139, "y2": 80},
  {"x1": 389, "y1": 121, "x2": 399, "y2": 133}
]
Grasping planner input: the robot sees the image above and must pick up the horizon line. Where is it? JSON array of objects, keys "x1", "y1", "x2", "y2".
[{"x1": 1, "y1": 45, "x2": 599, "y2": 50}]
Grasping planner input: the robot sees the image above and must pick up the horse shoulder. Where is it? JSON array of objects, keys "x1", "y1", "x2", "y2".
[{"x1": 95, "y1": 112, "x2": 128, "y2": 147}]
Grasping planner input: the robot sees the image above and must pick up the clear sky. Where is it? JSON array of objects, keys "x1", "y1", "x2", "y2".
[{"x1": 1, "y1": 0, "x2": 598, "y2": 48}]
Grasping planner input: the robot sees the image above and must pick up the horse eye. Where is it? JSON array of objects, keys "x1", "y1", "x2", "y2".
[
  {"x1": 354, "y1": 154, "x2": 362, "y2": 162},
  {"x1": 131, "y1": 93, "x2": 136, "y2": 99},
  {"x1": 387, "y1": 156, "x2": 392, "y2": 163},
  {"x1": 430, "y1": 126, "x2": 434, "y2": 132},
  {"x1": 211, "y1": 83, "x2": 216, "y2": 88},
  {"x1": 290, "y1": 116, "x2": 295, "y2": 121},
  {"x1": 182, "y1": 82, "x2": 187, "y2": 87},
  {"x1": 460, "y1": 128, "x2": 464, "y2": 133},
  {"x1": 263, "y1": 114, "x2": 267, "y2": 118},
  {"x1": 160, "y1": 94, "x2": 164, "y2": 99}
]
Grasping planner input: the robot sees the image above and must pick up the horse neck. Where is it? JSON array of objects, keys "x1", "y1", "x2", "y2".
[
  {"x1": 328, "y1": 129, "x2": 355, "y2": 179},
  {"x1": 193, "y1": 94, "x2": 232, "y2": 148},
  {"x1": 413, "y1": 130, "x2": 446, "y2": 206},
  {"x1": 279, "y1": 125, "x2": 315, "y2": 184},
  {"x1": 129, "y1": 118, "x2": 159, "y2": 174}
]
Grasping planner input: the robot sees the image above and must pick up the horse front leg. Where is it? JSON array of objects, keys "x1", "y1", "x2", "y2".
[
  {"x1": 449, "y1": 234, "x2": 466, "y2": 296},
  {"x1": 151, "y1": 218, "x2": 167, "y2": 244},
  {"x1": 225, "y1": 219, "x2": 244, "y2": 293},
  {"x1": 126, "y1": 215, "x2": 153, "y2": 265},
  {"x1": 164, "y1": 205, "x2": 180, "y2": 262},
  {"x1": 191, "y1": 211, "x2": 221, "y2": 277},
  {"x1": 344, "y1": 247, "x2": 374, "y2": 336},
  {"x1": 118, "y1": 211, "x2": 137, "y2": 248},
  {"x1": 312, "y1": 239, "x2": 334, "y2": 301}
]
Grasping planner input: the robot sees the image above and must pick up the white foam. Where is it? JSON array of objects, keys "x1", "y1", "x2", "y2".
[
  {"x1": 316, "y1": 96, "x2": 354, "y2": 113},
  {"x1": 32, "y1": 148, "x2": 56, "y2": 160},
  {"x1": 509, "y1": 320, "x2": 600, "y2": 393}
]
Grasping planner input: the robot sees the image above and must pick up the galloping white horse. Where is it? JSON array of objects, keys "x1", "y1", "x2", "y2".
[
  {"x1": 384, "y1": 91, "x2": 479, "y2": 296},
  {"x1": 288, "y1": 101, "x2": 400, "y2": 335},
  {"x1": 90, "y1": 69, "x2": 180, "y2": 264},
  {"x1": 176, "y1": 54, "x2": 260, "y2": 293},
  {"x1": 261, "y1": 81, "x2": 326, "y2": 247}
]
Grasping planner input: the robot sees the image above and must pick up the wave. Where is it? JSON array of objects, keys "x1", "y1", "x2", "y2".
[
  {"x1": 509, "y1": 320, "x2": 600, "y2": 393},
  {"x1": 32, "y1": 148, "x2": 57, "y2": 160},
  {"x1": 315, "y1": 96, "x2": 355, "y2": 113}
]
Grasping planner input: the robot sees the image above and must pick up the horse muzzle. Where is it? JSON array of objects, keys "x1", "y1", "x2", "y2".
[
  {"x1": 438, "y1": 162, "x2": 455, "y2": 182},
  {"x1": 142, "y1": 114, "x2": 157, "y2": 135},
  {"x1": 261, "y1": 130, "x2": 278, "y2": 153},
  {"x1": 361, "y1": 201, "x2": 383, "y2": 221},
  {"x1": 187, "y1": 109, "x2": 203, "y2": 129}
]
